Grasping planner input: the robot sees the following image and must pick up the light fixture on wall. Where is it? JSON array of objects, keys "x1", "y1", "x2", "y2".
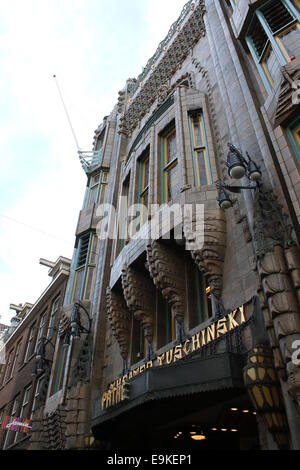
[
  {"x1": 68, "y1": 301, "x2": 92, "y2": 343},
  {"x1": 217, "y1": 143, "x2": 262, "y2": 210},
  {"x1": 32, "y1": 336, "x2": 55, "y2": 376}
]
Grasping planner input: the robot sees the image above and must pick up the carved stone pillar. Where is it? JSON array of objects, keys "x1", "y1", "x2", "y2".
[
  {"x1": 285, "y1": 246, "x2": 300, "y2": 307},
  {"x1": 121, "y1": 263, "x2": 155, "y2": 344},
  {"x1": 146, "y1": 240, "x2": 186, "y2": 325},
  {"x1": 183, "y1": 208, "x2": 226, "y2": 299},
  {"x1": 258, "y1": 246, "x2": 300, "y2": 371},
  {"x1": 106, "y1": 287, "x2": 131, "y2": 361},
  {"x1": 253, "y1": 187, "x2": 300, "y2": 423}
]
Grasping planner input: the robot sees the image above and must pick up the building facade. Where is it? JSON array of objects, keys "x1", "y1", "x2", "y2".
[
  {"x1": 0, "y1": 257, "x2": 70, "y2": 449},
  {"x1": 2, "y1": 0, "x2": 300, "y2": 451}
]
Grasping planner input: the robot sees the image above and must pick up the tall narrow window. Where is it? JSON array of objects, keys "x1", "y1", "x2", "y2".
[
  {"x1": 137, "y1": 151, "x2": 149, "y2": 231},
  {"x1": 35, "y1": 311, "x2": 47, "y2": 351},
  {"x1": 189, "y1": 111, "x2": 212, "y2": 187},
  {"x1": 0, "y1": 407, "x2": 4, "y2": 428},
  {"x1": 31, "y1": 374, "x2": 45, "y2": 418},
  {"x1": 188, "y1": 263, "x2": 212, "y2": 330},
  {"x1": 15, "y1": 385, "x2": 32, "y2": 443},
  {"x1": 71, "y1": 233, "x2": 98, "y2": 303},
  {"x1": 47, "y1": 297, "x2": 60, "y2": 340},
  {"x1": 2, "y1": 349, "x2": 14, "y2": 384},
  {"x1": 51, "y1": 340, "x2": 68, "y2": 395},
  {"x1": 3, "y1": 395, "x2": 19, "y2": 449},
  {"x1": 286, "y1": 117, "x2": 300, "y2": 164},
  {"x1": 246, "y1": 1, "x2": 300, "y2": 91},
  {"x1": 87, "y1": 170, "x2": 109, "y2": 209},
  {"x1": 24, "y1": 323, "x2": 36, "y2": 362},
  {"x1": 130, "y1": 317, "x2": 145, "y2": 365},
  {"x1": 119, "y1": 178, "x2": 130, "y2": 252},
  {"x1": 161, "y1": 126, "x2": 179, "y2": 203},
  {"x1": 156, "y1": 292, "x2": 176, "y2": 348},
  {"x1": 10, "y1": 340, "x2": 22, "y2": 379}
]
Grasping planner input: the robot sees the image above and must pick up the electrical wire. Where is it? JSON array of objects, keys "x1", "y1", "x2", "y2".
[{"x1": 0, "y1": 213, "x2": 73, "y2": 246}]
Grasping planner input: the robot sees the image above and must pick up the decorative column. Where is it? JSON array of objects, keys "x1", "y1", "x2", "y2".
[
  {"x1": 253, "y1": 186, "x2": 300, "y2": 447},
  {"x1": 121, "y1": 263, "x2": 155, "y2": 348},
  {"x1": 106, "y1": 287, "x2": 131, "y2": 362}
]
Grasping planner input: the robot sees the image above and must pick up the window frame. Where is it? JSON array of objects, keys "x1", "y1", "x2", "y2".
[
  {"x1": 31, "y1": 374, "x2": 45, "y2": 418},
  {"x1": 14, "y1": 384, "x2": 32, "y2": 443},
  {"x1": 286, "y1": 117, "x2": 300, "y2": 165},
  {"x1": 137, "y1": 150, "x2": 150, "y2": 232},
  {"x1": 119, "y1": 177, "x2": 130, "y2": 252},
  {"x1": 86, "y1": 170, "x2": 109, "y2": 209},
  {"x1": 10, "y1": 340, "x2": 22, "y2": 379},
  {"x1": 161, "y1": 125, "x2": 178, "y2": 203},
  {"x1": 51, "y1": 340, "x2": 68, "y2": 396},
  {"x1": 246, "y1": 0, "x2": 300, "y2": 92},
  {"x1": 24, "y1": 323, "x2": 36, "y2": 363},
  {"x1": 188, "y1": 111, "x2": 213, "y2": 187},
  {"x1": 70, "y1": 232, "x2": 99, "y2": 303},
  {"x1": 2, "y1": 349, "x2": 14, "y2": 385},
  {"x1": 3, "y1": 395, "x2": 20, "y2": 449},
  {"x1": 47, "y1": 296, "x2": 60, "y2": 340}
]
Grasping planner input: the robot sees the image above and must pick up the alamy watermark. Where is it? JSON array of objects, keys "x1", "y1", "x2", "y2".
[
  {"x1": 292, "y1": 340, "x2": 300, "y2": 366},
  {"x1": 95, "y1": 201, "x2": 205, "y2": 251},
  {"x1": 292, "y1": 80, "x2": 300, "y2": 105}
]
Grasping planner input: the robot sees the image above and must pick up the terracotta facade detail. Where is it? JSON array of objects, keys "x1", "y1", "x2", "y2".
[
  {"x1": 146, "y1": 240, "x2": 186, "y2": 325},
  {"x1": 106, "y1": 287, "x2": 131, "y2": 360},
  {"x1": 183, "y1": 208, "x2": 227, "y2": 299},
  {"x1": 121, "y1": 263, "x2": 155, "y2": 344}
]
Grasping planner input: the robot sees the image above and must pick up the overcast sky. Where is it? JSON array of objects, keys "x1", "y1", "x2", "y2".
[{"x1": 0, "y1": 0, "x2": 187, "y2": 325}]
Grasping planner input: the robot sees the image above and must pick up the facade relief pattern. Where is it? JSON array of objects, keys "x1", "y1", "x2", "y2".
[
  {"x1": 119, "y1": 1, "x2": 206, "y2": 137},
  {"x1": 146, "y1": 240, "x2": 186, "y2": 326},
  {"x1": 121, "y1": 263, "x2": 155, "y2": 345},
  {"x1": 253, "y1": 187, "x2": 300, "y2": 412},
  {"x1": 183, "y1": 208, "x2": 227, "y2": 300},
  {"x1": 106, "y1": 287, "x2": 131, "y2": 361}
]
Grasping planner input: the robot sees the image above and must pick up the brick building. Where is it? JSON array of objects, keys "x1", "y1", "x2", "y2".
[
  {"x1": 0, "y1": 257, "x2": 70, "y2": 449},
  {"x1": 2, "y1": 0, "x2": 300, "y2": 451}
]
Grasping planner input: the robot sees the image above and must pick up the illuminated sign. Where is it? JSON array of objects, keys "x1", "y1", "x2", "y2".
[
  {"x1": 2, "y1": 416, "x2": 32, "y2": 433},
  {"x1": 101, "y1": 305, "x2": 246, "y2": 410}
]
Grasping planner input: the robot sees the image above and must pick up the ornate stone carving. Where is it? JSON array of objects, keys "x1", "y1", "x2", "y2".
[
  {"x1": 258, "y1": 246, "x2": 300, "y2": 379},
  {"x1": 287, "y1": 361, "x2": 300, "y2": 414},
  {"x1": 253, "y1": 187, "x2": 294, "y2": 261},
  {"x1": 285, "y1": 245, "x2": 300, "y2": 306},
  {"x1": 106, "y1": 287, "x2": 131, "y2": 360},
  {"x1": 183, "y1": 208, "x2": 226, "y2": 299},
  {"x1": 120, "y1": 1, "x2": 206, "y2": 136},
  {"x1": 146, "y1": 240, "x2": 186, "y2": 325},
  {"x1": 69, "y1": 336, "x2": 93, "y2": 386},
  {"x1": 274, "y1": 57, "x2": 300, "y2": 128},
  {"x1": 121, "y1": 264, "x2": 155, "y2": 344}
]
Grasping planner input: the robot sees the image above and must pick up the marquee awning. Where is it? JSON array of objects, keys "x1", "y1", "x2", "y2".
[{"x1": 92, "y1": 352, "x2": 247, "y2": 434}]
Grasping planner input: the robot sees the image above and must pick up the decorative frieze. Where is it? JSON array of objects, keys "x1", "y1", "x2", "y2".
[
  {"x1": 146, "y1": 240, "x2": 186, "y2": 325},
  {"x1": 121, "y1": 264, "x2": 155, "y2": 344},
  {"x1": 120, "y1": 1, "x2": 206, "y2": 136},
  {"x1": 106, "y1": 287, "x2": 131, "y2": 360}
]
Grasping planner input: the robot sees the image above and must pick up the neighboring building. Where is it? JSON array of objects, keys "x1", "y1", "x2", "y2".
[
  {"x1": 0, "y1": 257, "x2": 70, "y2": 450},
  {"x1": 4, "y1": 0, "x2": 300, "y2": 451}
]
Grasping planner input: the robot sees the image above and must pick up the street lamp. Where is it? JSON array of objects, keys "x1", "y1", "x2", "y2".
[
  {"x1": 217, "y1": 143, "x2": 261, "y2": 210},
  {"x1": 68, "y1": 301, "x2": 92, "y2": 344},
  {"x1": 32, "y1": 336, "x2": 55, "y2": 376}
]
